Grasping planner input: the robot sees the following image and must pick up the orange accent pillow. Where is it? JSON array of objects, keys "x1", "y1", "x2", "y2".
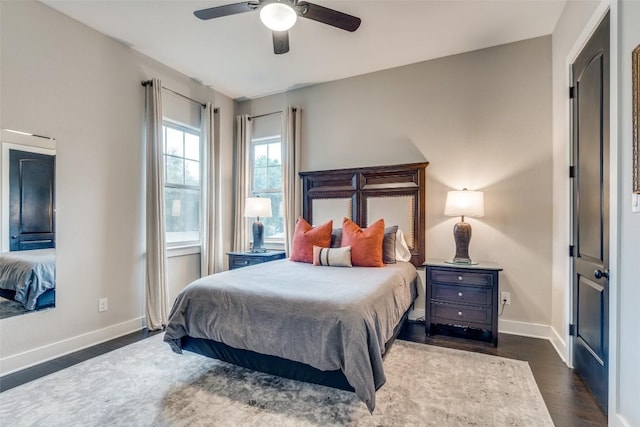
[
  {"x1": 290, "y1": 218, "x2": 333, "y2": 263},
  {"x1": 341, "y1": 217, "x2": 385, "y2": 267}
]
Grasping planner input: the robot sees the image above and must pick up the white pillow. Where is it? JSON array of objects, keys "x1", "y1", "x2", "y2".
[
  {"x1": 312, "y1": 245, "x2": 352, "y2": 267},
  {"x1": 395, "y1": 229, "x2": 412, "y2": 262}
]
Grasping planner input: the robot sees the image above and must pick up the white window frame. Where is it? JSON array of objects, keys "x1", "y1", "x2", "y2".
[
  {"x1": 162, "y1": 119, "x2": 202, "y2": 255},
  {"x1": 250, "y1": 135, "x2": 284, "y2": 248}
]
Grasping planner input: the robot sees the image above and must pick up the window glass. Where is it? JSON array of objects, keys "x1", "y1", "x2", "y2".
[
  {"x1": 184, "y1": 133, "x2": 200, "y2": 161},
  {"x1": 250, "y1": 137, "x2": 284, "y2": 242},
  {"x1": 166, "y1": 156, "x2": 184, "y2": 185},
  {"x1": 163, "y1": 122, "x2": 201, "y2": 245},
  {"x1": 166, "y1": 127, "x2": 183, "y2": 156}
]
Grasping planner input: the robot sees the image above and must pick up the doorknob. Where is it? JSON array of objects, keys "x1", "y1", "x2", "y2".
[{"x1": 594, "y1": 269, "x2": 609, "y2": 279}]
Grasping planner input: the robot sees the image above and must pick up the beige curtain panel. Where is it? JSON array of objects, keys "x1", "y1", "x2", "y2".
[
  {"x1": 144, "y1": 78, "x2": 169, "y2": 331},
  {"x1": 282, "y1": 106, "x2": 302, "y2": 256},
  {"x1": 201, "y1": 104, "x2": 222, "y2": 276},
  {"x1": 233, "y1": 114, "x2": 252, "y2": 252}
]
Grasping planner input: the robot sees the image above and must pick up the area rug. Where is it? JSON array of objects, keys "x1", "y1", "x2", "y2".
[{"x1": 0, "y1": 334, "x2": 553, "y2": 426}]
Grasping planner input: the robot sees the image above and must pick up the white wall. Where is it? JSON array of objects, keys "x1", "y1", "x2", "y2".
[
  {"x1": 237, "y1": 37, "x2": 554, "y2": 332},
  {"x1": 616, "y1": 1, "x2": 640, "y2": 425},
  {"x1": 0, "y1": 1, "x2": 235, "y2": 374}
]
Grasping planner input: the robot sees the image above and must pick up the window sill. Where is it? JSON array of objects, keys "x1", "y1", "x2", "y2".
[{"x1": 167, "y1": 245, "x2": 201, "y2": 258}]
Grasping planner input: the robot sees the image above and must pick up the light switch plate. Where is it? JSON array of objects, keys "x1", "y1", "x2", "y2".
[{"x1": 633, "y1": 193, "x2": 640, "y2": 213}]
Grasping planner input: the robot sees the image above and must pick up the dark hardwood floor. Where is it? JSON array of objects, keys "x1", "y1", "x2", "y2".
[{"x1": 0, "y1": 322, "x2": 607, "y2": 426}]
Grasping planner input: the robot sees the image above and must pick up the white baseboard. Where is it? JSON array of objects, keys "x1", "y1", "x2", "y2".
[
  {"x1": 614, "y1": 414, "x2": 631, "y2": 427},
  {"x1": 549, "y1": 326, "x2": 569, "y2": 365},
  {"x1": 498, "y1": 318, "x2": 551, "y2": 339},
  {"x1": 0, "y1": 317, "x2": 146, "y2": 376},
  {"x1": 499, "y1": 319, "x2": 573, "y2": 367}
]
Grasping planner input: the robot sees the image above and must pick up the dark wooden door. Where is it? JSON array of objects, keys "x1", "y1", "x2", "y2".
[
  {"x1": 9, "y1": 149, "x2": 56, "y2": 251},
  {"x1": 571, "y1": 12, "x2": 609, "y2": 413}
]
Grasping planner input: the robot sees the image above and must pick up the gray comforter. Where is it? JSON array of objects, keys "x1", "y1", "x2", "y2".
[
  {"x1": 164, "y1": 259, "x2": 417, "y2": 412},
  {"x1": 0, "y1": 249, "x2": 55, "y2": 310}
]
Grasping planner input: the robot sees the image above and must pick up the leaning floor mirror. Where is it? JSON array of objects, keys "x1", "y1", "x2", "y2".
[{"x1": 0, "y1": 129, "x2": 56, "y2": 320}]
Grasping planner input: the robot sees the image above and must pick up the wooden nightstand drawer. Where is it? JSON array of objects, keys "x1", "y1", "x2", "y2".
[
  {"x1": 431, "y1": 283, "x2": 492, "y2": 306},
  {"x1": 227, "y1": 251, "x2": 286, "y2": 270},
  {"x1": 430, "y1": 269, "x2": 494, "y2": 287},
  {"x1": 230, "y1": 256, "x2": 258, "y2": 269},
  {"x1": 430, "y1": 301, "x2": 491, "y2": 326}
]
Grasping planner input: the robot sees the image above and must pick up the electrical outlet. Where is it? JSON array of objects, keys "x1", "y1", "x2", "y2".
[
  {"x1": 501, "y1": 292, "x2": 511, "y2": 305},
  {"x1": 98, "y1": 298, "x2": 108, "y2": 312}
]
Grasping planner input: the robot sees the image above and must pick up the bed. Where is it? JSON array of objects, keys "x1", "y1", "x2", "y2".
[
  {"x1": 164, "y1": 162, "x2": 428, "y2": 412},
  {"x1": 0, "y1": 248, "x2": 56, "y2": 310}
]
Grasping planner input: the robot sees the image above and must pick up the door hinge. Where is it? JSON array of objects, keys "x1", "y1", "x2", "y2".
[
  {"x1": 569, "y1": 245, "x2": 575, "y2": 257},
  {"x1": 569, "y1": 166, "x2": 576, "y2": 178},
  {"x1": 569, "y1": 324, "x2": 575, "y2": 335},
  {"x1": 569, "y1": 86, "x2": 575, "y2": 99}
]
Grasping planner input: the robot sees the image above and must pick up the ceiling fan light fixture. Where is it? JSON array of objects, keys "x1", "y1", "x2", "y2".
[{"x1": 259, "y1": 3, "x2": 297, "y2": 31}]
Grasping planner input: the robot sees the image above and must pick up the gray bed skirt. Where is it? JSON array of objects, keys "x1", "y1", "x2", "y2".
[{"x1": 179, "y1": 308, "x2": 412, "y2": 393}]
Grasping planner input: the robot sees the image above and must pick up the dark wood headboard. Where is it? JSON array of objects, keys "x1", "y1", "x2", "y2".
[{"x1": 299, "y1": 162, "x2": 428, "y2": 267}]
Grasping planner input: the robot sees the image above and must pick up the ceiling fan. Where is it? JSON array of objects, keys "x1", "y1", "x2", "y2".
[{"x1": 194, "y1": 0, "x2": 361, "y2": 55}]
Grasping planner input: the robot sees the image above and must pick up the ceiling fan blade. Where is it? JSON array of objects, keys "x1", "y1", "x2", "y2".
[
  {"x1": 272, "y1": 31, "x2": 290, "y2": 55},
  {"x1": 194, "y1": 2, "x2": 257, "y2": 20},
  {"x1": 299, "y1": 2, "x2": 361, "y2": 32}
]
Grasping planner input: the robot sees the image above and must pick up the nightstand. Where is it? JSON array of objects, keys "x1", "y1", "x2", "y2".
[
  {"x1": 227, "y1": 251, "x2": 286, "y2": 270},
  {"x1": 424, "y1": 259, "x2": 503, "y2": 346}
]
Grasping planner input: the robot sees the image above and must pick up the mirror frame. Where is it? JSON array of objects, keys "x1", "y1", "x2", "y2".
[
  {"x1": 0, "y1": 129, "x2": 57, "y2": 317},
  {"x1": 633, "y1": 44, "x2": 640, "y2": 194}
]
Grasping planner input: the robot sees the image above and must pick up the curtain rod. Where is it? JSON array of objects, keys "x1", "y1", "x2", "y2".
[
  {"x1": 141, "y1": 80, "x2": 218, "y2": 112},
  {"x1": 249, "y1": 110, "x2": 284, "y2": 120}
]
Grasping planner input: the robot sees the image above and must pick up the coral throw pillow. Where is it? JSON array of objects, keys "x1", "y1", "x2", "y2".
[
  {"x1": 290, "y1": 218, "x2": 333, "y2": 263},
  {"x1": 341, "y1": 217, "x2": 385, "y2": 267}
]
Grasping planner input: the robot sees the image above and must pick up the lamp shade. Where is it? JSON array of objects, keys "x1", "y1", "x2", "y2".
[
  {"x1": 244, "y1": 197, "x2": 272, "y2": 218},
  {"x1": 259, "y1": 3, "x2": 297, "y2": 31},
  {"x1": 444, "y1": 190, "x2": 484, "y2": 218}
]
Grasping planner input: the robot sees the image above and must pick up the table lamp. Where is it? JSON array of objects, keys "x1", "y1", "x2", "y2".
[
  {"x1": 244, "y1": 197, "x2": 272, "y2": 252},
  {"x1": 444, "y1": 188, "x2": 484, "y2": 264}
]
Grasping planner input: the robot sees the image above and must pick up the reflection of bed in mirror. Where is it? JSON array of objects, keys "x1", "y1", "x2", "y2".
[
  {"x1": 165, "y1": 162, "x2": 428, "y2": 412},
  {"x1": 0, "y1": 129, "x2": 57, "y2": 317},
  {"x1": 0, "y1": 248, "x2": 56, "y2": 310}
]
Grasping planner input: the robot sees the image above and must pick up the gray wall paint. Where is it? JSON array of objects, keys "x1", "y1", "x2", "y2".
[
  {"x1": 617, "y1": 1, "x2": 640, "y2": 424},
  {"x1": 0, "y1": 0, "x2": 235, "y2": 373},
  {"x1": 238, "y1": 37, "x2": 553, "y2": 324},
  {"x1": 550, "y1": 0, "x2": 600, "y2": 362}
]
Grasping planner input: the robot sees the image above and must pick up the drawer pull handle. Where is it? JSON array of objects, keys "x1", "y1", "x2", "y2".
[
  {"x1": 458, "y1": 292, "x2": 463, "y2": 297},
  {"x1": 458, "y1": 276, "x2": 463, "y2": 281},
  {"x1": 458, "y1": 311, "x2": 463, "y2": 316}
]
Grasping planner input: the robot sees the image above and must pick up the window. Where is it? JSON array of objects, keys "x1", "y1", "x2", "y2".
[
  {"x1": 251, "y1": 136, "x2": 284, "y2": 243},
  {"x1": 163, "y1": 122, "x2": 201, "y2": 246}
]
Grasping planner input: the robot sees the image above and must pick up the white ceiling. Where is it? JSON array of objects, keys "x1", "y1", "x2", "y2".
[{"x1": 43, "y1": 0, "x2": 567, "y2": 100}]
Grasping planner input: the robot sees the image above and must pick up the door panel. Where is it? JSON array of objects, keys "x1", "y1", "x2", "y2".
[
  {"x1": 571, "y1": 12, "x2": 609, "y2": 413},
  {"x1": 577, "y1": 276, "x2": 605, "y2": 359},
  {"x1": 9, "y1": 149, "x2": 56, "y2": 251},
  {"x1": 577, "y1": 55, "x2": 604, "y2": 262}
]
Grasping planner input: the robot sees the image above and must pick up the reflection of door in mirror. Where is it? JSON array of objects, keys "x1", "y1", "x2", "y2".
[{"x1": 0, "y1": 130, "x2": 56, "y2": 319}]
